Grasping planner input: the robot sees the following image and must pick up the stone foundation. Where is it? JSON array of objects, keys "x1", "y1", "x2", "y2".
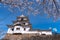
[{"x1": 2, "y1": 34, "x2": 60, "y2": 40}]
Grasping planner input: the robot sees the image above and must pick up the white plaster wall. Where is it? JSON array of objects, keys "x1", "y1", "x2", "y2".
[
  {"x1": 22, "y1": 31, "x2": 38, "y2": 34},
  {"x1": 45, "y1": 32, "x2": 52, "y2": 35},
  {"x1": 7, "y1": 28, "x2": 13, "y2": 34},
  {"x1": 25, "y1": 27, "x2": 30, "y2": 31},
  {"x1": 24, "y1": 18, "x2": 27, "y2": 20},
  {"x1": 13, "y1": 26, "x2": 30, "y2": 33},
  {"x1": 7, "y1": 26, "x2": 52, "y2": 35},
  {"x1": 25, "y1": 23, "x2": 28, "y2": 25},
  {"x1": 21, "y1": 31, "x2": 52, "y2": 35},
  {"x1": 14, "y1": 26, "x2": 24, "y2": 33},
  {"x1": 7, "y1": 28, "x2": 52, "y2": 35},
  {"x1": 41, "y1": 31, "x2": 52, "y2": 35}
]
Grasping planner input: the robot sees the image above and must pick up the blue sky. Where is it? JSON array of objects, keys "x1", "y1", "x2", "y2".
[{"x1": 0, "y1": 1, "x2": 60, "y2": 35}]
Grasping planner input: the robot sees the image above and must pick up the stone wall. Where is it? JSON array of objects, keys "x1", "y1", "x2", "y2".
[{"x1": 2, "y1": 34, "x2": 60, "y2": 40}]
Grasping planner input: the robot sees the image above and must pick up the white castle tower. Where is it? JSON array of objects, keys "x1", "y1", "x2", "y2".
[
  {"x1": 7, "y1": 14, "x2": 52, "y2": 35},
  {"x1": 2, "y1": 14, "x2": 52, "y2": 40},
  {"x1": 7, "y1": 14, "x2": 32, "y2": 34}
]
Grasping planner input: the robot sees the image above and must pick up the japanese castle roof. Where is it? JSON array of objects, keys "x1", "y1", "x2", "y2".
[{"x1": 20, "y1": 14, "x2": 25, "y2": 17}]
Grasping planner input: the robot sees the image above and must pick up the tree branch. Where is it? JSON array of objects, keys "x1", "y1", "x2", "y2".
[{"x1": 53, "y1": 0, "x2": 59, "y2": 14}]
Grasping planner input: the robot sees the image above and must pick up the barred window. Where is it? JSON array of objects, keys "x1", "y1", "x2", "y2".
[{"x1": 16, "y1": 28, "x2": 20, "y2": 30}]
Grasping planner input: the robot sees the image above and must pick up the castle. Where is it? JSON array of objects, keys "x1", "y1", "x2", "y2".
[{"x1": 3, "y1": 14, "x2": 52, "y2": 40}]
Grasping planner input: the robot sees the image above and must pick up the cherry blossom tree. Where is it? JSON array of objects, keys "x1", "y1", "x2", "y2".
[{"x1": 0, "y1": 0, "x2": 60, "y2": 21}]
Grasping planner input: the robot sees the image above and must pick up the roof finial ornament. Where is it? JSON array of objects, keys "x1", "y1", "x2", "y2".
[{"x1": 20, "y1": 13, "x2": 25, "y2": 17}]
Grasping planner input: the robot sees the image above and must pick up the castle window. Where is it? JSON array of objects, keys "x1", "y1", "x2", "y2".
[
  {"x1": 23, "y1": 23, "x2": 25, "y2": 25},
  {"x1": 24, "y1": 28, "x2": 26, "y2": 31},
  {"x1": 21, "y1": 18, "x2": 23, "y2": 21},
  {"x1": 41, "y1": 34, "x2": 46, "y2": 35},
  {"x1": 24, "y1": 18, "x2": 27, "y2": 20},
  {"x1": 23, "y1": 23, "x2": 28, "y2": 25},
  {"x1": 11, "y1": 28, "x2": 14, "y2": 31},
  {"x1": 25, "y1": 23, "x2": 28, "y2": 25},
  {"x1": 16, "y1": 28, "x2": 20, "y2": 30}
]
